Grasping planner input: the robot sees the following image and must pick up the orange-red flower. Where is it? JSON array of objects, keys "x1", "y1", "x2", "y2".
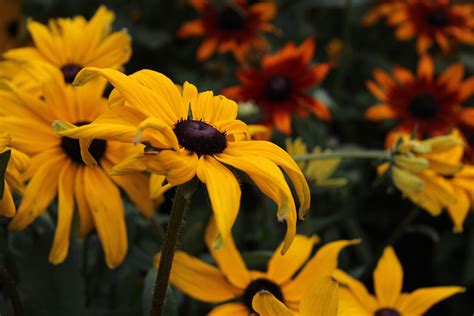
[
  {"x1": 178, "y1": 0, "x2": 275, "y2": 61},
  {"x1": 367, "y1": 0, "x2": 474, "y2": 53},
  {"x1": 365, "y1": 54, "x2": 474, "y2": 144},
  {"x1": 222, "y1": 38, "x2": 331, "y2": 134}
]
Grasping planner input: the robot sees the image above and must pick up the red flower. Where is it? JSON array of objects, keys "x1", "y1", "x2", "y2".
[
  {"x1": 223, "y1": 38, "x2": 331, "y2": 134},
  {"x1": 178, "y1": 0, "x2": 275, "y2": 61}
]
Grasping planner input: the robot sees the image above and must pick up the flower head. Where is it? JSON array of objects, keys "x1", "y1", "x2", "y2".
[
  {"x1": 365, "y1": 0, "x2": 474, "y2": 53},
  {"x1": 57, "y1": 67, "x2": 310, "y2": 253},
  {"x1": 335, "y1": 246, "x2": 464, "y2": 315},
  {"x1": 379, "y1": 133, "x2": 462, "y2": 217},
  {"x1": 223, "y1": 38, "x2": 332, "y2": 134},
  {"x1": 178, "y1": 0, "x2": 276, "y2": 61},
  {"x1": 3, "y1": 5, "x2": 131, "y2": 84},
  {"x1": 366, "y1": 54, "x2": 474, "y2": 143},
  {"x1": 154, "y1": 220, "x2": 358, "y2": 315},
  {"x1": 0, "y1": 65, "x2": 154, "y2": 268},
  {"x1": 0, "y1": 0, "x2": 22, "y2": 53},
  {"x1": 0, "y1": 132, "x2": 29, "y2": 217}
]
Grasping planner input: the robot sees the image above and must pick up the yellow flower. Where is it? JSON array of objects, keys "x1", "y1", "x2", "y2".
[
  {"x1": 0, "y1": 66, "x2": 154, "y2": 268},
  {"x1": 379, "y1": 133, "x2": 461, "y2": 216},
  {"x1": 57, "y1": 67, "x2": 310, "y2": 252},
  {"x1": 153, "y1": 219, "x2": 358, "y2": 315},
  {"x1": 252, "y1": 276, "x2": 339, "y2": 316},
  {"x1": 335, "y1": 246, "x2": 464, "y2": 316},
  {"x1": 286, "y1": 138, "x2": 347, "y2": 188},
  {"x1": 0, "y1": 132, "x2": 29, "y2": 217},
  {"x1": 3, "y1": 5, "x2": 131, "y2": 84}
]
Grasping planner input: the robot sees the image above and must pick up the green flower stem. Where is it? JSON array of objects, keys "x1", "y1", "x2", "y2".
[
  {"x1": 0, "y1": 265, "x2": 23, "y2": 316},
  {"x1": 149, "y1": 182, "x2": 195, "y2": 316},
  {"x1": 292, "y1": 150, "x2": 390, "y2": 162}
]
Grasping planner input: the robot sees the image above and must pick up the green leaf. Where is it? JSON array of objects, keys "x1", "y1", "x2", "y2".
[{"x1": 0, "y1": 150, "x2": 11, "y2": 199}]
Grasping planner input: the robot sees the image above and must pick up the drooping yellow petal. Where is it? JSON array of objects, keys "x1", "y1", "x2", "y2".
[
  {"x1": 300, "y1": 277, "x2": 339, "y2": 316},
  {"x1": 398, "y1": 286, "x2": 464, "y2": 315},
  {"x1": 252, "y1": 291, "x2": 294, "y2": 316},
  {"x1": 267, "y1": 235, "x2": 319, "y2": 285},
  {"x1": 49, "y1": 161, "x2": 76, "y2": 265},
  {"x1": 133, "y1": 116, "x2": 179, "y2": 149},
  {"x1": 8, "y1": 154, "x2": 65, "y2": 230},
  {"x1": 392, "y1": 166, "x2": 424, "y2": 193},
  {"x1": 205, "y1": 217, "x2": 251, "y2": 289},
  {"x1": 154, "y1": 251, "x2": 241, "y2": 303},
  {"x1": 196, "y1": 156, "x2": 241, "y2": 243},
  {"x1": 157, "y1": 150, "x2": 198, "y2": 185},
  {"x1": 283, "y1": 239, "x2": 360, "y2": 301},
  {"x1": 83, "y1": 167, "x2": 127, "y2": 269},
  {"x1": 373, "y1": 246, "x2": 403, "y2": 307},
  {"x1": 446, "y1": 186, "x2": 470, "y2": 233},
  {"x1": 74, "y1": 167, "x2": 94, "y2": 237}
]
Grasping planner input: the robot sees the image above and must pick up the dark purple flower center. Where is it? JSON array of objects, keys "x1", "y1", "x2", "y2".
[
  {"x1": 242, "y1": 278, "x2": 284, "y2": 312},
  {"x1": 374, "y1": 308, "x2": 401, "y2": 316},
  {"x1": 61, "y1": 63, "x2": 83, "y2": 84},
  {"x1": 265, "y1": 75, "x2": 293, "y2": 101},
  {"x1": 408, "y1": 93, "x2": 439, "y2": 119},
  {"x1": 60, "y1": 121, "x2": 107, "y2": 164},
  {"x1": 6, "y1": 20, "x2": 19, "y2": 37},
  {"x1": 173, "y1": 119, "x2": 227, "y2": 156},
  {"x1": 427, "y1": 9, "x2": 448, "y2": 27},
  {"x1": 217, "y1": 6, "x2": 246, "y2": 31}
]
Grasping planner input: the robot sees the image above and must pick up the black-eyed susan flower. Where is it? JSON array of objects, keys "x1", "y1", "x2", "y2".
[
  {"x1": 365, "y1": 54, "x2": 474, "y2": 143},
  {"x1": 335, "y1": 246, "x2": 464, "y2": 315},
  {"x1": 286, "y1": 138, "x2": 347, "y2": 188},
  {"x1": 0, "y1": 65, "x2": 154, "y2": 268},
  {"x1": 366, "y1": 0, "x2": 474, "y2": 53},
  {"x1": 0, "y1": 133, "x2": 29, "y2": 217},
  {"x1": 252, "y1": 276, "x2": 340, "y2": 316},
  {"x1": 178, "y1": 0, "x2": 276, "y2": 61},
  {"x1": 57, "y1": 67, "x2": 310, "y2": 253},
  {"x1": 379, "y1": 133, "x2": 462, "y2": 217},
  {"x1": 223, "y1": 38, "x2": 332, "y2": 134},
  {"x1": 3, "y1": 5, "x2": 131, "y2": 84},
  {"x1": 154, "y1": 219, "x2": 358, "y2": 315}
]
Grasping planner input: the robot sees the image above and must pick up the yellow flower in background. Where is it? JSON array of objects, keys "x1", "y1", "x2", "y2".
[
  {"x1": 335, "y1": 246, "x2": 464, "y2": 316},
  {"x1": 153, "y1": 219, "x2": 358, "y2": 315},
  {"x1": 379, "y1": 133, "x2": 462, "y2": 217},
  {"x1": 0, "y1": 132, "x2": 29, "y2": 217},
  {"x1": 57, "y1": 67, "x2": 310, "y2": 253},
  {"x1": 286, "y1": 138, "x2": 347, "y2": 188},
  {"x1": 252, "y1": 276, "x2": 339, "y2": 316},
  {"x1": 0, "y1": 65, "x2": 154, "y2": 268},
  {"x1": 3, "y1": 5, "x2": 131, "y2": 84}
]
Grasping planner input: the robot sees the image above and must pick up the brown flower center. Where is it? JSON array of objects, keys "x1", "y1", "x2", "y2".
[
  {"x1": 408, "y1": 93, "x2": 439, "y2": 119},
  {"x1": 374, "y1": 308, "x2": 401, "y2": 316},
  {"x1": 173, "y1": 119, "x2": 227, "y2": 156},
  {"x1": 60, "y1": 121, "x2": 107, "y2": 164},
  {"x1": 6, "y1": 20, "x2": 19, "y2": 37},
  {"x1": 217, "y1": 6, "x2": 246, "y2": 31},
  {"x1": 426, "y1": 9, "x2": 448, "y2": 27},
  {"x1": 243, "y1": 278, "x2": 284, "y2": 312},
  {"x1": 265, "y1": 75, "x2": 293, "y2": 101},
  {"x1": 61, "y1": 63, "x2": 83, "y2": 84}
]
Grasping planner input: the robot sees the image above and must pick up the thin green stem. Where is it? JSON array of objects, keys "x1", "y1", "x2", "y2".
[
  {"x1": 293, "y1": 150, "x2": 390, "y2": 162},
  {"x1": 149, "y1": 183, "x2": 195, "y2": 316}
]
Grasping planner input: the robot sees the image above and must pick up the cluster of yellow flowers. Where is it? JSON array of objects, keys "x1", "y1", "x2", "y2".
[{"x1": 0, "y1": 5, "x2": 467, "y2": 316}]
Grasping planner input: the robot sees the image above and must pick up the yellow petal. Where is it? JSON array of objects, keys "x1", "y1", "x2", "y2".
[
  {"x1": 49, "y1": 161, "x2": 76, "y2": 264},
  {"x1": 0, "y1": 182, "x2": 16, "y2": 217},
  {"x1": 373, "y1": 246, "x2": 403, "y2": 306},
  {"x1": 84, "y1": 167, "x2": 127, "y2": 268},
  {"x1": 446, "y1": 186, "x2": 470, "y2": 233},
  {"x1": 393, "y1": 155, "x2": 428, "y2": 173},
  {"x1": 333, "y1": 269, "x2": 378, "y2": 312},
  {"x1": 208, "y1": 303, "x2": 249, "y2": 316},
  {"x1": 283, "y1": 239, "x2": 360, "y2": 301},
  {"x1": 252, "y1": 291, "x2": 294, "y2": 316},
  {"x1": 196, "y1": 156, "x2": 241, "y2": 242},
  {"x1": 74, "y1": 167, "x2": 94, "y2": 237},
  {"x1": 300, "y1": 277, "x2": 339, "y2": 316},
  {"x1": 134, "y1": 117, "x2": 179, "y2": 149},
  {"x1": 392, "y1": 166, "x2": 424, "y2": 193},
  {"x1": 205, "y1": 217, "x2": 251, "y2": 289},
  {"x1": 154, "y1": 251, "x2": 241, "y2": 303},
  {"x1": 267, "y1": 235, "x2": 319, "y2": 285},
  {"x1": 157, "y1": 150, "x2": 198, "y2": 185},
  {"x1": 398, "y1": 286, "x2": 464, "y2": 315}
]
